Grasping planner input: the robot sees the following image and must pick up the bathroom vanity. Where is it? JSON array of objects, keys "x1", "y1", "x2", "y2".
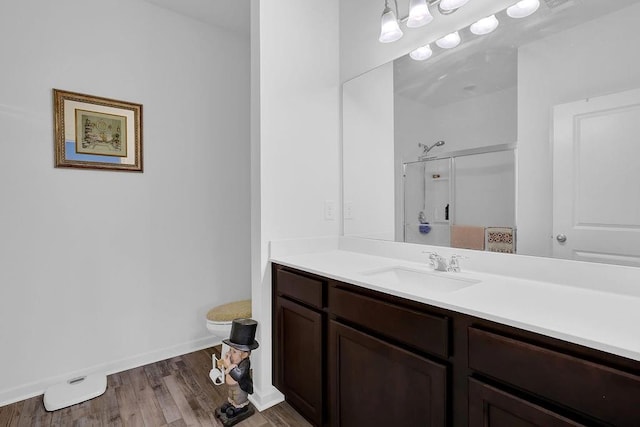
[{"x1": 270, "y1": 247, "x2": 640, "y2": 427}]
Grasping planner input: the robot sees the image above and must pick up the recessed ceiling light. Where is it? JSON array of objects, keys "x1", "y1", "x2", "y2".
[
  {"x1": 436, "y1": 31, "x2": 461, "y2": 49},
  {"x1": 470, "y1": 15, "x2": 499, "y2": 35},
  {"x1": 439, "y1": 0, "x2": 470, "y2": 12},
  {"x1": 410, "y1": 44, "x2": 433, "y2": 61},
  {"x1": 506, "y1": 0, "x2": 540, "y2": 19}
]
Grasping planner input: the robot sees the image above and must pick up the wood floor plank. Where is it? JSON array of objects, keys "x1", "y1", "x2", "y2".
[
  {"x1": 261, "y1": 402, "x2": 312, "y2": 427},
  {"x1": 98, "y1": 378, "x2": 123, "y2": 426},
  {"x1": 129, "y1": 365, "x2": 167, "y2": 426},
  {"x1": 171, "y1": 368, "x2": 218, "y2": 426},
  {"x1": 69, "y1": 399, "x2": 100, "y2": 426},
  {"x1": 0, "y1": 403, "x2": 18, "y2": 427},
  {"x1": 144, "y1": 364, "x2": 183, "y2": 425},
  {"x1": 14, "y1": 395, "x2": 38, "y2": 426},
  {"x1": 27, "y1": 396, "x2": 52, "y2": 427},
  {"x1": 0, "y1": 347, "x2": 310, "y2": 427},
  {"x1": 115, "y1": 370, "x2": 146, "y2": 427},
  {"x1": 49, "y1": 403, "x2": 75, "y2": 427},
  {"x1": 163, "y1": 374, "x2": 200, "y2": 426}
]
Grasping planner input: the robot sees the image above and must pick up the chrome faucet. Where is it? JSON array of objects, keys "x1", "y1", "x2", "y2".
[{"x1": 424, "y1": 252, "x2": 467, "y2": 272}]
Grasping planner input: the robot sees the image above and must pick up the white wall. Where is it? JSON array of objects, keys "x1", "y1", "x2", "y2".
[
  {"x1": 517, "y1": 3, "x2": 640, "y2": 257},
  {"x1": 0, "y1": 0, "x2": 250, "y2": 405},
  {"x1": 250, "y1": 0, "x2": 340, "y2": 410},
  {"x1": 343, "y1": 63, "x2": 395, "y2": 240},
  {"x1": 454, "y1": 151, "x2": 516, "y2": 227},
  {"x1": 395, "y1": 86, "x2": 517, "y2": 162}
]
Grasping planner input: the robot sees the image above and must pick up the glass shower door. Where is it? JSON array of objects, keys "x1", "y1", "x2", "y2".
[{"x1": 403, "y1": 159, "x2": 451, "y2": 246}]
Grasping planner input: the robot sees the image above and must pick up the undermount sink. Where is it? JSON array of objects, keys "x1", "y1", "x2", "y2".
[{"x1": 360, "y1": 266, "x2": 480, "y2": 294}]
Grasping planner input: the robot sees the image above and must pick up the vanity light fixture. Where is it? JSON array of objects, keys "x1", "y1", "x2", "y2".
[
  {"x1": 407, "y1": 0, "x2": 434, "y2": 28},
  {"x1": 379, "y1": 0, "x2": 472, "y2": 43},
  {"x1": 506, "y1": 0, "x2": 540, "y2": 19},
  {"x1": 470, "y1": 14, "x2": 499, "y2": 35},
  {"x1": 438, "y1": 0, "x2": 470, "y2": 12},
  {"x1": 410, "y1": 44, "x2": 434, "y2": 60},
  {"x1": 435, "y1": 31, "x2": 461, "y2": 49},
  {"x1": 379, "y1": 0, "x2": 404, "y2": 43}
]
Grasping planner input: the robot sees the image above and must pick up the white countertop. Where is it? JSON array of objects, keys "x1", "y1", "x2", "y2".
[{"x1": 271, "y1": 248, "x2": 640, "y2": 362}]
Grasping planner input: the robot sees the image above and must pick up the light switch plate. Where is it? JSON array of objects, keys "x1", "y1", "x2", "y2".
[
  {"x1": 324, "y1": 200, "x2": 336, "y2": 220},
  {"x1": 344, "y1": 201, "x2": 354, "y2": 220}
]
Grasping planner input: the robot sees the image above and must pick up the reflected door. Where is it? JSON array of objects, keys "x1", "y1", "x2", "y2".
[{"x1": 553, "y1": 87, "x2": 640, "y2": 266}]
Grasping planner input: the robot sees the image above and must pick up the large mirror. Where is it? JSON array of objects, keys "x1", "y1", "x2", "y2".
[{"x1": 343, "y1": 0, "x2": 640, "y2": 266}]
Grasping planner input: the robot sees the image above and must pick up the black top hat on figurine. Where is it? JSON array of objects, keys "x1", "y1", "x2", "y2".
[{"x1": 223, "y1": 318, "x2": 259, "y2": 351}]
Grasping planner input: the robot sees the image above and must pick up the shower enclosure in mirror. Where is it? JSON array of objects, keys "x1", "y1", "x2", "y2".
[
  {"x1": 342, "y1": 0, "x2": 640, "y2": 267},
  {"x1": 402, "y1": 147, "x2": 515, "y2": 251}
]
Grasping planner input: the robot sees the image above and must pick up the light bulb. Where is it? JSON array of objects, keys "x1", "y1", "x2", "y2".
[
  {"x1": 470, "y1": 15, "x2": 499, "y2": 35},
  {"x1": 379, "y1": 6, "x2": 403, "y2": 43},
  {"x1": 506, "y1": 0, "x2": 540, "y2": 18},
  {"x1": 439, "y1": 0, "x2": 470, "y2": 12},
  {"x1": 435, "y1": 31, "x2": 461, "y2": 49},
  {"x1": 410, "y1": 44, "x2": 433, "y2": 61},
  {"x1": 407, "y1": 0, "x2": 434, "y2": 28}
]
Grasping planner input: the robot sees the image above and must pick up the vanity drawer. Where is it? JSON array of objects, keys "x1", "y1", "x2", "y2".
[
  {"x1": 329, "y1": 285, "x2": 449, "y2": 358},
  {"x1": 275, "y1": 268, "x2": 324, "y2": 309},
  {"x1": 468, "y1": 327, "x2": 640, "y2": 426}
]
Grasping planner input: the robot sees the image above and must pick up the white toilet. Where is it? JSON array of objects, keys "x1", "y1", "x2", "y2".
[{"x1": 206, "y1": 299, "x2": 252, "y2": 345}]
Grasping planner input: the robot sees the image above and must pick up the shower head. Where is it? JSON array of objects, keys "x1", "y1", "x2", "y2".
[{"x1": 419, "y1": 140, "x2": 445, "y2": 156}]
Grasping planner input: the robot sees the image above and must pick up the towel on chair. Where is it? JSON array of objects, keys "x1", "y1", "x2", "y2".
[
  {"x1": 485, "y1": 227, "x2": 515, "y2": 253},
  {"x1": 450, "y1": 225, "x2": 485, "y2": 250}
]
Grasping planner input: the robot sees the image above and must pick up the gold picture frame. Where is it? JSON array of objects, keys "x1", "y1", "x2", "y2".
[{"x1": 53, "y1": 89, "x2": 143, "y2": 172}]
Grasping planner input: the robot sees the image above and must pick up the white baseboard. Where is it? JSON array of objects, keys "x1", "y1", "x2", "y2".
[
  {"x1": 248, "y1": 385, "x2": 285, "y2": 412},
  {"x1": 0, "y1": 335, "x2": 219, "y2": 408}
]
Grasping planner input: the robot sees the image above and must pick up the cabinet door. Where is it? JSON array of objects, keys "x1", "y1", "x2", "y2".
[
  {"x1": 468, "y1": 378, "x2": 585, "y2": 427},
  {"x1": 329, "y1": 320, "x2": 446, "y2": 427},
  {"x1": 275, "y1": 297, "x2": 323, "y2": 426}
]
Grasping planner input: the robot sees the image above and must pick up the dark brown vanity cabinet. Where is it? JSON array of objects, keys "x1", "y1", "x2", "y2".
[
  {"x1": 468, "y1": 378, "x2": 585, "y2": 427},
  {"x1": 273, "y1": 267, "x2": 325, "y2": 426},
  {"x1": 467, "y1": 327, "x2": 640, "y2": 426},
  {"x1": 328, "y1": 320, "x2": 447, "y2": 426},
  {"x1": 328, "y1": 284, "x2": 449, "y2": 427},
  {"x1": 272, "y1": 264, "x2": 640, "y2": 427}
]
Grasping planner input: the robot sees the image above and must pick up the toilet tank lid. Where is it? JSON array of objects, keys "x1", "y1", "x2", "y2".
[{"x1": 207, "y1": 299, "x2": 252, "y2": 322}]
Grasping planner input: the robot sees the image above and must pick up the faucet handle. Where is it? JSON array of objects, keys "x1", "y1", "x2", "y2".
[
  {"x1": 422, "y1": 250, "x2": 440, "y2": 261},
  {"x1": 423, "y1": 251, "x2": 448, "y2": 271},
  {"x1": 448, "y1": 254, "x2": 468, "y2": 272}
]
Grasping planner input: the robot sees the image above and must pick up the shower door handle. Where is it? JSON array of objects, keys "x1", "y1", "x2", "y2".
[{"x1": 556, "y1": 234, "x2": 567, "y2": 243}]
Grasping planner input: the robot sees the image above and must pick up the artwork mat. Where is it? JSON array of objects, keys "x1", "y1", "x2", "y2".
[{"x1": 54, "y1": 89, "x2": 142, "y2": 172}]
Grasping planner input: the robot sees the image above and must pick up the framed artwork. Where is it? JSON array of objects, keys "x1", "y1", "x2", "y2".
[{"x1": 53, "y1": 89, "x2": 143, "y2": 172}]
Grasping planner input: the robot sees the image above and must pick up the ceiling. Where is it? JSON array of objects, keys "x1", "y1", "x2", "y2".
[
  {"x1": 392, "y1": 0, "x2": 640, "y2": 107},
  {"x1": 144, "y1": 0, "x2": 249, "y2": 37}
]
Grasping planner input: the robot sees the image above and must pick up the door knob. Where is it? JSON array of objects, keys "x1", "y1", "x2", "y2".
[{"x1": 556, "y1": 234, "x2": 567, "y2": 243}]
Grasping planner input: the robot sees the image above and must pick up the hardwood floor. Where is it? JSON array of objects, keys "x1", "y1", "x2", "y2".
[{"x1": 0, "y1": 347, "x2": 311, "y2": 427}]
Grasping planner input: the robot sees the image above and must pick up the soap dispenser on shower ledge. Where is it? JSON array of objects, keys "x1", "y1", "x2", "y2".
[{"x1": 418, "y1": 211, "x2": 431, "y2": 234}]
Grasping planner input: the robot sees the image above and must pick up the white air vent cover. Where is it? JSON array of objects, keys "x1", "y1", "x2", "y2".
[{"x1": 43, "y1": 374, "x2": 107, "y2": 411}]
